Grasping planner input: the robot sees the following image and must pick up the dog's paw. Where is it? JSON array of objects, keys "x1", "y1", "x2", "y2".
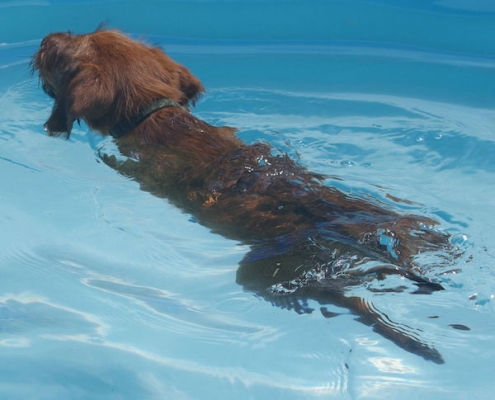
[{"x1": 44, "y1": 116, "x2": 71, "y2": 139}]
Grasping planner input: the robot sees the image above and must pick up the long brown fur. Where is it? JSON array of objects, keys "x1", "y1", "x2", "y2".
[{"x1": 33, "y1": 29, "x2": 454, "y2": 363}]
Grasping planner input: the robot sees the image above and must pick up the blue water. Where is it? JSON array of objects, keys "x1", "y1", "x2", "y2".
[{"x1": 1, "y1": 1, "x2": 495, "y2": 399}]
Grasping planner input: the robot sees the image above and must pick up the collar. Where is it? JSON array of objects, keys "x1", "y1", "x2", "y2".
[{"x1": 110, "y1": 97, "x2": 187, "y2": 138}]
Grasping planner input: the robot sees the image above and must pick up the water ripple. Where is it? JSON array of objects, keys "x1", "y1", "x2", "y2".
[{"x1": 83, "y1": 277, "x2": 282, "y2": 346}]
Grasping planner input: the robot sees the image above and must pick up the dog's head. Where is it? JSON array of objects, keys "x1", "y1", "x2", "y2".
[{"x1": 32, "y1": 29, "x2": 205, "y2": 137}]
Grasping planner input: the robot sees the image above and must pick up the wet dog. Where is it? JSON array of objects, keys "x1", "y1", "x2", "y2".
[{"x1": 33, "y1": 29, "x2": 453, "y2": 363}]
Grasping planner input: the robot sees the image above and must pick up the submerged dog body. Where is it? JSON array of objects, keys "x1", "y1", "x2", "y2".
[{"x1": 33, "y1": 29, "x2": 452, "y2": 363}]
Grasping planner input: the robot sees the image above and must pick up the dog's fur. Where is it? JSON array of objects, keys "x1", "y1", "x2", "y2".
[{"x1": 33, "y1": 29, "x2": 453, "y2": 363}]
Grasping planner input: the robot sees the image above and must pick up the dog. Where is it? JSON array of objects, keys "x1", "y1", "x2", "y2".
[{"x1": 33, "y1": 29, "x2": 454, "y2": 363}]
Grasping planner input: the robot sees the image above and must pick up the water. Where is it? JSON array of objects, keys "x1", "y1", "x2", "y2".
[{"x1": 1, "y1": 1, "x2": 495, "y2": 399}]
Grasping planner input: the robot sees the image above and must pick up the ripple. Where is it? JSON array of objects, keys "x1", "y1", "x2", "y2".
[
  {"x1": 83, "y1": 277, "x2": 282, "y2": 346},
  {"x1": 0, "y1": 337, "x2": 31, "y2": 348},
  {"x1": 0, "y1": 295, "x2": 108, "y2": 342},
  {"x1": 201, "y1": 88, "x2": 495, "y2": 183}
]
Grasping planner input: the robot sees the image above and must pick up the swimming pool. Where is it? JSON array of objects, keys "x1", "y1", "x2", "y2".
[{"x1": 1, "y1": 0, "x2": 495, "y2": 398}]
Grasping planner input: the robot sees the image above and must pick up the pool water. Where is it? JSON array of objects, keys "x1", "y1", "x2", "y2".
[{"x1": 1, "y1": 1, "x2": 495, "y2": 399}]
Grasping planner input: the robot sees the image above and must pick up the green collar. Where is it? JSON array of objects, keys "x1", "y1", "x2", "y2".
[{"x1": 110, "y1": 97, "x2": 187, "y2": 138}]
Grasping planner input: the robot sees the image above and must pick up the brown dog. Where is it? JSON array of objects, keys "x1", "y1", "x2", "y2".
[{"x1": 33, "y1": 29, "x2": 453, "y2": 363}]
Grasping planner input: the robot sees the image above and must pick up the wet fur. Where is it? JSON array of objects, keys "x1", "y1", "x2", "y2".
[{"x1": 33, "y1": 29, "x2": 452, "y2": 363}]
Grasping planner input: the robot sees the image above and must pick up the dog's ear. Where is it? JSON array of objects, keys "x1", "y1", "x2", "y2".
[
  {"x1": 148, "y1": 46, "x2": 205, "y2": 107},
  {"x1": 177, "y1": 65, "x2": 205, "y2": 106},
  {"x1": 44, "y1": 64, "x2": 116, "y2": 137},
  {"x1": 67, "y1": 64, "x2": 116, "y2": 124}
]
